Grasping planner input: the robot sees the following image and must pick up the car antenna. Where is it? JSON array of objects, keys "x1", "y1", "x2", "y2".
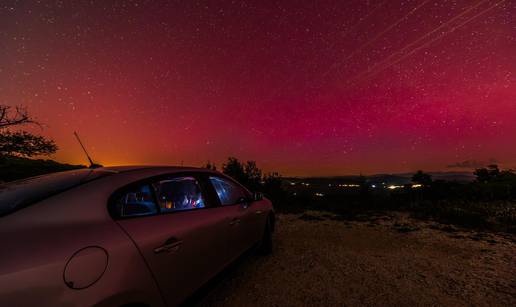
[{"x1": 74, "y1": 131, "x2": 102, "y2": 168}]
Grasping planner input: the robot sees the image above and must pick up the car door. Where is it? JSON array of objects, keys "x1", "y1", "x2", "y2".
[
  {"x1": 207, "y1": 176, "x2": 262, "y2": 260},
  {"x1": 112, "y1": 174, "x2": 229, "y2": 306}
]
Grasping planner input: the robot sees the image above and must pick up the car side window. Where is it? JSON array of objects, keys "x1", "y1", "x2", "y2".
[
  {"x1": 114, "y1": 184, "x2": 159, "y2": 217},
  {"x1": 153, "y1": 177, "x2": 206, "y2": 212},
  {"x1": 209, "y1": 176, "x2": 248, "y2": 206}
]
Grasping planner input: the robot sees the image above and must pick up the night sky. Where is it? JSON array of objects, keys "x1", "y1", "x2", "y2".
[{"x1": 1, "y1": 0, "x2": 515, "y2": 176}]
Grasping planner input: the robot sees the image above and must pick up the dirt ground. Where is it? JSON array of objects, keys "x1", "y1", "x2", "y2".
[{"x1": 195, "y1": 211, "x2": 516, "y2": 307}]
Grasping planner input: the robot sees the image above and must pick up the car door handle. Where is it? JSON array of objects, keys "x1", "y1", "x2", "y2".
[
  {"x1": 255, "y1": 210, "x2": 263, "y2": 215},
  {"x1": 154, "y1": 239, "x2": 183, "y2": 254},
  {"x1": 229, "y1": 218, "x2": 241, "y2": 226}
]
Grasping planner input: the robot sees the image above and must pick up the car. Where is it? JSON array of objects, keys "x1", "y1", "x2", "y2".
[{"x1": 0, "y1": 166, "x2": 275, "y2": 307}]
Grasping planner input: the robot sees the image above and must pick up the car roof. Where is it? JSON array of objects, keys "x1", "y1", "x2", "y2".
[
  {"x1": 98, "y1": 165, "x2": 207, "y2": 173},
  {"x1": 0, "y1": 165, "x2": 216, "y2": 217}
]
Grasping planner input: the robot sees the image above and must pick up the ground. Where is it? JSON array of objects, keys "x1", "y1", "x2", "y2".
[{"x1": 195, "y1": 211, "x2": 516, "y2": 307}]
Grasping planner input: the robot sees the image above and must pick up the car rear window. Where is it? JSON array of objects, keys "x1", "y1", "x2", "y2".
[{"x1": 0, "y1": 169, "x2": 116, "y2": 217}]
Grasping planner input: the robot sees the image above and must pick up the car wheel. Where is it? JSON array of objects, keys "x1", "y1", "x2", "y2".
[{"x1": 257, "y1": 217, "x2": 273, "y2": 255}]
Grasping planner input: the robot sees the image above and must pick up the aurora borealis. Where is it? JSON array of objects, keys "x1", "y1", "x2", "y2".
[{"x1": 1, "y1": 0, "x2": 515, "y2": 176}]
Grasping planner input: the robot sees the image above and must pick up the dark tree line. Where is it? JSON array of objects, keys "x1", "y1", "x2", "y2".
[
  {"x1": 474, "y1": 164, "x2": 516, "y2": 183},
  {"x1": 204, "y1": 157, "x2": 286, "y2": 206},
  {"x1": 0, "y1": 105, "x2": 76, "y2": 182},
  {"x1": 412, "y1": 170, "x2": 433, "y2": 186},
  {"x1": 414, "y1": 166, "x2": 516, "y2": 184},
  {"x1": 0, "y1": 105, "x2": 57, "y2": 158}
]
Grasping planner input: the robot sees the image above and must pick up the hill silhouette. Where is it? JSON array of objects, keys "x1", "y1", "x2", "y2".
[{"x1": 0, "y1": 156, "x2": 85, "y2": 182}]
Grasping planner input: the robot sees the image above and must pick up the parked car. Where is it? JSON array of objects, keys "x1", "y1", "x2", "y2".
[{"x1": 0, "y1": 166, "x2": 275, "y2": 306}]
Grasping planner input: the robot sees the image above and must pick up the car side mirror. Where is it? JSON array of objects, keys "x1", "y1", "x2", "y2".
[{"x1": 253, "y1": 192, "x2": 264, "y2": 201}]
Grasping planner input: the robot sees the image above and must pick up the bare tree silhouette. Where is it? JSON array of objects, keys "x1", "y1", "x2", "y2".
[{"x1": 0, "y1": 105, "x2": 57, "y2": 157}]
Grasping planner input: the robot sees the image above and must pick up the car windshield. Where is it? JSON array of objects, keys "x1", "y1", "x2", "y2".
[{"x1": 0, "y1": 168, "x2": 115, "y2": 217}]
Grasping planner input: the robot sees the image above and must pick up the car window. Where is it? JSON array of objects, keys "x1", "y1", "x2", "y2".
[
  {"x1": 209, "y1": 176, "x2": 248, "y2": 206},
  {"x1": 114, "y1": 184, "x2": 158, "y2": 217},
  {"x1": 153, "y1": 177, "x2": 206, "y2": 212}
]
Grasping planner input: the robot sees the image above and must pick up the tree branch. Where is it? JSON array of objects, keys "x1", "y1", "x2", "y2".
[{"x1": 0, "y1": 105, "x2": 38, "y2": 129}]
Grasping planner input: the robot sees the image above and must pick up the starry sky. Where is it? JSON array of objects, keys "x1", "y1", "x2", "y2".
[{"x1": 1, "y1": 0, "x2": 515, "y2": 176}]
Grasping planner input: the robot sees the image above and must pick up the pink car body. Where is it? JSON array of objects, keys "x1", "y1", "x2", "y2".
[{"x1": 0, "y1": 166, "x2": 274, "y2": 306}]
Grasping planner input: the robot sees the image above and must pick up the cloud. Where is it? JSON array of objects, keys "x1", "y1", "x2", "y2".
[{"x1": 447, "y1": 159, "x2": 498, "y2": 169}]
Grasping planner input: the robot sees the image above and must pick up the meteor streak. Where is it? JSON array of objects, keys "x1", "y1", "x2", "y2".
[
  {"x1": 323, "y1": 0, "x2": 433, "y2": 78},
  {"x1": 340, "y1": 0, "x2": 490, "y2": 87},
  {"x1": 342, "y1": 0, "x2": 507, "y2": 89}
]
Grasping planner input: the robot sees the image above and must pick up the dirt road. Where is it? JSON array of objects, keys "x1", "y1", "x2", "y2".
[{"x1": 195, "y1": 211, "x2": 515, "y2": 307}]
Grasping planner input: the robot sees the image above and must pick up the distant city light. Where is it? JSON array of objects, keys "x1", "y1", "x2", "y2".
[
  {"x1": 315, "y1": 193, "x2": 324, "y2": 197},
  {"x1": 388, "y1": 185, "x2": 403, "y2": 190},
  {"x1": 290, "y1": 181, "x2": 420, "y2": 191},
  {"x1": 338, "y1": 184, "x2": 360, "y2": 188}
]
